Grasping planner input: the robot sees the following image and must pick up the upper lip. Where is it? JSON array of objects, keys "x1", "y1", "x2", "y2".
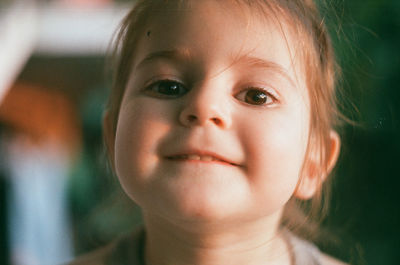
[{"x1": 165, "y1": 149, "x2": 242, "y2": 166}]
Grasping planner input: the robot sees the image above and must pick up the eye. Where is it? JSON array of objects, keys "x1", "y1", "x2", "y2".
[
  {"x1": 235, "y1": 88, "x2": 277, "y2": 106},
  {"x1": 144, "y1": 80, "x2": 188, "y2": 98}
]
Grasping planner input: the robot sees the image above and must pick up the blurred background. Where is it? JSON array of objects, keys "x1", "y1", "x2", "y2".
[{"x1": 0, "y1": 0, "x2": 398, "y2": 264}]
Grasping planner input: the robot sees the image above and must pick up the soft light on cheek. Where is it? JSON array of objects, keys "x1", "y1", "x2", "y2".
[
  {"x1": 267, "y1": 111, "x2": 309, "y2": 150},
  {"x1": 240, "y1": 105, "x2": 310, "y2": 181},
  {"x1": 114, "y1": 102, "x2": 171, "y2": 184}
]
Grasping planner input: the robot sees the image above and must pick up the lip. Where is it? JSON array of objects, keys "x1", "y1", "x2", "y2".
[{"x1": 164, "y1": 150, "x2": 242, "y2": 167}]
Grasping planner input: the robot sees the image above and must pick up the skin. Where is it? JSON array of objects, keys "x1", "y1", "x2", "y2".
[{"x1": 104, "y1": 1, "x2": 342, "y2": 264}]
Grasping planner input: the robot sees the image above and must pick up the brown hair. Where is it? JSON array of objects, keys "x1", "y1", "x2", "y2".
[{"x1": 106, "y1": 0, "x2": 341, "y2": 242}]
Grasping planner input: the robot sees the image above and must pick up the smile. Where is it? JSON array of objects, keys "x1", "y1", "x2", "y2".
[{"x1": 165, "y1": 153, "x2": 239, "y2": 166}]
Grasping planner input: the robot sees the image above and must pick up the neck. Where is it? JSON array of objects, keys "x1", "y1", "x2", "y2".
[{"x1": 142, "y1": 211, "x2": 292, "y2": 265}]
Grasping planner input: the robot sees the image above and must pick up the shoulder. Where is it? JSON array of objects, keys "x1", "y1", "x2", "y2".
[
  {"x1": 282, "y1": 229, "x2": 348, "y2": 265},
  {"x1": 320, "y1": 253, "x2": 349, "y2": 265},
  {"x1": 65, "y1": 227, "x2": 145, "y2": 265},
  {"x1": 67, "y1": 242, "x2": 112, "y2": 265},
  {"x1": 66, "y1": 242, "x2": 115, "y2": 265}
]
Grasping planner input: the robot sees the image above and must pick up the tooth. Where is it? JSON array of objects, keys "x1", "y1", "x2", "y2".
[
  {"x1": 174, "y1": 155, "x2": 184, "y2": 159},
  {"x1": 187, "y1": 154, "x2": 201, "y2": 160},
  {"x1": 200, "y1": 156, "x2": 213, "y2": 161}
]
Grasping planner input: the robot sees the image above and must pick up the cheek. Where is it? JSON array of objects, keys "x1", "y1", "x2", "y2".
[
  {"x1": 114, "y1": 100, "x2": 172, "y2": 199},
  {"x1": 238, "y1": 108, "x2": 310, "y2": 208}
]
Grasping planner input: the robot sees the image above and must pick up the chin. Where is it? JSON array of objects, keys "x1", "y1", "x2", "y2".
[
  {"x1": 154, "y1": 187, "x2": 251, "y2": 225},
  {"x1": 176, "y1": 200, "x2": 235, "y2": 222}
]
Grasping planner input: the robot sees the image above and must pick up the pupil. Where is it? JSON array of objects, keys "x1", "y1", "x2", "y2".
[
  {"x1": 160, "y1": 82, "x2": 179, "y2": 95},
  {"x1": 246, "y1": 90, "x2": 267, "y2": 104}
]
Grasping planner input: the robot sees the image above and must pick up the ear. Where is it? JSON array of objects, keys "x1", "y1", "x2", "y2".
[
  {"x1": 103, "y1": 111, "x2": 116, "y2": 172},
  {"x1": 294, "y1": 130, "x2": 341, "y2": 200}
]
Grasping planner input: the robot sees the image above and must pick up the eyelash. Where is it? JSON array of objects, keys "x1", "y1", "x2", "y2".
[
  {"x1": 143, "y1": 79, "x2": 189, "y2": 98},
  {"x1": 235, "y1": 87, "x2": 279, "y2": 106},
  {"x1": 143, "y1": 79, "x2": 279, "y2": 106}
]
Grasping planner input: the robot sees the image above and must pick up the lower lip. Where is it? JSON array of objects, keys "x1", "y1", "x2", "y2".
[{"x1": 165, "y1": 157, "x2": 236, "y2": 167}]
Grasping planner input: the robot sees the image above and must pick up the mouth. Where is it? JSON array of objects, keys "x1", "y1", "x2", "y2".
[{"x1": 165, "y1": 153, "x2": 240, "y2": 167}]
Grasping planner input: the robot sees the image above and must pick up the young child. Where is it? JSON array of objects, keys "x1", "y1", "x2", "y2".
[{"x1": 70, "y1": 0, "x2": 347, "y2": 264}]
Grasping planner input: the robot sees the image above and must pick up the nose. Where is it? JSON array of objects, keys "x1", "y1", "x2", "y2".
[{"x1": 178, "y1": 83, "x2": 231, "y2": 129}]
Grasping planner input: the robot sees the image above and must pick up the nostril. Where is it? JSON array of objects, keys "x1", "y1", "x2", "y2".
[
  {"x1": 187, "y1": 115, "x2": 197, "y2": 122},
  {"x1": 211, "y1": 118, "x2": 222, "y2": 126},
  {"x1": 180, "y1": 111, "x2": 227, "y2": 128}
]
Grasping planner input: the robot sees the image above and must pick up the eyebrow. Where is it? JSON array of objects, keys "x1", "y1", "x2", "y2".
[
  {"x1": 135, "y1": 49, "x2": 192, "y2": 70},
  {"x1": 135, "y1": 49, "x2": 296, "y2": 87},
  {"x1": 234, "y1": 55, "x2": 296, "y2": 87}
]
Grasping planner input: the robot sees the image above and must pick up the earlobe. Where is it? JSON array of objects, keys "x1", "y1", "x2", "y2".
[
  {"x1": 103, "y1": 111, "x2": 116, "y2": 172},
  {"x1": 294, "y1": 130, "x2": 341, "y2": 200}
]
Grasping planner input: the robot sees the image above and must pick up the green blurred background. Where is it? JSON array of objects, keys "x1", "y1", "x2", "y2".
[
  {"x1": 329, "y1": 0, "x2": 400, "y2": 264},
  {"x1": 0, "y1": 0, "x2": 399, "y2": 264}
]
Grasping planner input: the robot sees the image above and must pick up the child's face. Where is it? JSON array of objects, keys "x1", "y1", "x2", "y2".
[{"x1": 111, "y1": 1, "x2": 312, "y2": 224}]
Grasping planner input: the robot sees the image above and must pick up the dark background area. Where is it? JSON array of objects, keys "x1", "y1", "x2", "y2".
[
  {"x1": 325, "y1": 0, "x2": 400, "y2": 264},
  {"x1": 0, "y1": 0, "x2": 399, "y2": 264}
]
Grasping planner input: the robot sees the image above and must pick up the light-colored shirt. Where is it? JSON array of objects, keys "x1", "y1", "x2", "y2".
[{"x1": 67, "y1": 227, "x2": 324, "y2": 265}]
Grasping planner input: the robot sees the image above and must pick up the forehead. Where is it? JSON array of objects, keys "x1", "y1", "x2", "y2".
[{"x1": 131, "y1": 0, "x2": 306, "y2": 93}]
